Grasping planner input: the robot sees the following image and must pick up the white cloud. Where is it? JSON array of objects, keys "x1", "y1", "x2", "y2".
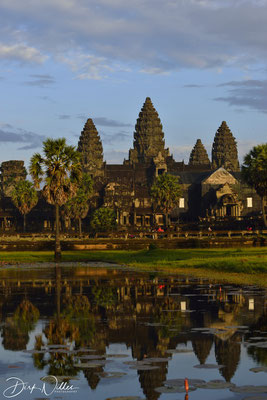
[
  {"x1": 58, "y1": 52, "x2": 113, "y2": 80},
  {"x1": 1, "y1": 0, "x2": 267, "y2": 74},
  {"x1": 0, "y1": 43, "x2": 47, "y2": 64}
]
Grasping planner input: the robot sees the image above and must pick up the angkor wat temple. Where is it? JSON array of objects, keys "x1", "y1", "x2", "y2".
[{"x1": 0, "y1": 97, "x2": 262, "y2": 231}]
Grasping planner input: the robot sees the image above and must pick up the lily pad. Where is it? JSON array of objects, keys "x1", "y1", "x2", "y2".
[
  {"x1": 194, "y1": 380, "x2": 235, "y2": 389},
  {"x1": 124, "y1": 360, "x2": 151, "y2": 366},
  {"x1": 106, "y1": 354, "x2": 130, "y2": 358},
  {"x1": 41, "y1": 376, "x2": 79, "y2": 384},
  {"x1": 230, "y1": 386, "x2": 267, "y2": 393},
  {"x1": 250, "y1": 367, "x2": 267, "y2": 373},
  {"x1": 164, "y1": 378, "x2": 205, "y2": 386},
  {"x1": 74, "y1": 361, "x2": 106, "y2": 368},
  {"x1": 79, "y1": 355, "x2": 106, "y2": 360},
  {"x1": 97, "y1": 372, "x2": 127, "y2": 379},
  {"x1": 194, "y1": 363, "x2": 224, "y2": 369},
  {"x1": 130, "y1": 365, "x2": 160, "y2": 370},
  {"x1": 155, "y1": 385, "x2": 196, "y2": 393},
  {"x1": 23, "y1": 349, "x2": 46, "y2": 354}
]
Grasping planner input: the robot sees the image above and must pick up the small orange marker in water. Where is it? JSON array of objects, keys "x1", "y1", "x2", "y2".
[
  {"x1": 184, "y1": 378, "x2": 189, "y2": 393},
  {"x1": 184, "y1": 394, "x2": 189, "y2": 400}
]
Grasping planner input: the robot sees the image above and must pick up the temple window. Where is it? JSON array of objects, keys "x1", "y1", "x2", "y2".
[
  {"x1": 136, "y1": 216, "x2": 142, "y2": 226},
  {"x1": 179, "y1": 198, "x2": 185, "y2": 208},
  {"x1": 247, "y1": 197, "x2": 253, "y2": 208}
]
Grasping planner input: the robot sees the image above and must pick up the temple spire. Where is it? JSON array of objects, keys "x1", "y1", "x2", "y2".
[
  {"x1": 127, "y1": 97, "x2": 170, "y2": 165},
  {"x1": 77, "y1": 118, "x2": 104, "y2": 177},
  {"x1": 212, "y1": 121, "x2": 239, "y2": 172},
  {"x1": 189, "y1": 139, "x2": 210, "y2": 167}
]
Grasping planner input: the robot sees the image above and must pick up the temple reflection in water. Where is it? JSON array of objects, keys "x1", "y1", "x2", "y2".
[{"x1": 0, "y1": 265, "x2": 267, "y2": 400}]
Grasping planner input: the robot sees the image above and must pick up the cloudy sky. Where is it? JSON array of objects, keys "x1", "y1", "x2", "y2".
[{"x1": 1, "y1": 0, "x2": 267, "y2": 171}]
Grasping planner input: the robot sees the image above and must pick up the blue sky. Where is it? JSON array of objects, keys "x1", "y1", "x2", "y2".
[{"x1": 1, "y1": 0, "x2": 267, "y2": 171}]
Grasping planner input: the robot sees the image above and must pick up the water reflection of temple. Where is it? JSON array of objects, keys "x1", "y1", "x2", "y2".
[{"x1": 0, "y1": 266, "x2": 266, "y2": 399}]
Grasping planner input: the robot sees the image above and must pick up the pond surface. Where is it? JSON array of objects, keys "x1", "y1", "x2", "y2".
[{"x1": 0, "y1": 263, "x2": 267, "y2": 400}]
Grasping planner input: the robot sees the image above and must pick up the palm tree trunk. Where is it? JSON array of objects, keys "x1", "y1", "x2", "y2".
[
  {"x1": 262, "y1": 196, "x2": 267, "y2": 228},
  {"x1": 55, "y1": 204, "x2": 61, "y2": 262},
  {"x1": 78, "y1": 217, "x2": 82, "y2": 237},
  {"x1": 23, "y1": 214, "x2": 26, "y2": 232}
]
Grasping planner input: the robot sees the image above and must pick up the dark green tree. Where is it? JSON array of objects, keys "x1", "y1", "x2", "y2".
[
  {"x1": 90, "y1": 207, "x2": 116, "y2": 232},
  {"x1": 150, "y1": 174, "x2": 182, "y2": 226},
  {"x1": 30, "y1": 138, "x2": 81, "y2": 261},
  {"x1": 242, "y1": 144, "x2": 267, "y2": 227},
  {"x1": 11, "y1": 179, "x2": 38, "y2": 232},
  {"x1": 64, "y1": 173, "x2": 93, "y2": 236}
]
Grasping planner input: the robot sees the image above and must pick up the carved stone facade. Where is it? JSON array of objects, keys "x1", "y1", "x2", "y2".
[{"x1": 0, "y1": 99, "x2": 263, "y2": 231}]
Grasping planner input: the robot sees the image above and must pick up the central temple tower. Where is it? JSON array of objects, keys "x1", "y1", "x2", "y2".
[{"x1": 126, "y1": 97, "x2": 171, "y2": 166}]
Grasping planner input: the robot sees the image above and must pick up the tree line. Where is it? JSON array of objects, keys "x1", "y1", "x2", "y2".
[{"x1": 7, "y1": 138, "x2": 267, "y2": 261}]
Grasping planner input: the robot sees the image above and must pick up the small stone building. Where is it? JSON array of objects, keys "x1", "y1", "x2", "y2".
[{"x1": 0, "y1": 98, "x2": 263, "y2": 231}]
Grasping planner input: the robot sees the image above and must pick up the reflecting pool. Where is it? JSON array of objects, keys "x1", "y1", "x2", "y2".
[{"x1": 0, "y1": 263, "x2": 267, "y2": 400}]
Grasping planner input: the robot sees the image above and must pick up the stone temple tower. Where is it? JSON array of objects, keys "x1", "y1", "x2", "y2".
[
  {"x1": 189, "y1": 139, "x2": 210, "y2": 167},
  {"x1": 212, "y1": 121, "x2": 239, "y2": 172},
  {"x1": 77, "y1": 118, "x2": 104, "y2": 178},
  {"x1": 127, "y1": 97, "x2": 170, "y2": 165}
]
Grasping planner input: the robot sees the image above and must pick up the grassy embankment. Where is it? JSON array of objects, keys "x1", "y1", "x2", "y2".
[{"x1": 0, "y1": 247, "x2": 267, "y2": 286}]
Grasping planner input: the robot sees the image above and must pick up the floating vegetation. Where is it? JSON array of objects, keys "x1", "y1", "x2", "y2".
[
  {"x1": 124, "y1": 360, "x2": 151, "y2": 366},
  {"x1": 230, "y1": 386, "x2": 267, "y2": 393},
  {"x1": 97, "y1": 372, "x2": 127, "y2": 379},
  {"x1": 23, "y1": 349, "x2": 46, "y2": 354},
  {"x1": 155, "y1": 385, "x2": 196, "y2": 393},
  {"x1": 74, "y1": 348, "x2": 96, "y2": 352},
  {"x1": 250, "y1": 367, "x2": 267, "y2": 373},
  {"x1": 130, "y1": 365, "x2": 160, "y2": 370},
  {"x1": 79, "y1": 355, "x2": 106, "y2": 360},
  {"x1": 143, "y1": 357, "x2": 170, "y2": 362},
  {"x1": 41, "y1": 376, "x2": 79, "y2": 383},
  {"x1": 47, "y1": 349, "x2": 70, "y2": 353},
  {"x1": 106, "y1": 354, "x2": 130, "y2": 358},
  {"x1": 74, "y1": 361, "x2": 108, "y2": 368},
  {"x1": 164, "y1": 378, "x2": 205, "y2": 386},
  {"x1": 194, "y1": 380, "x2": 236, "y2": 389},
  {"x1": 194, "y1": 363, "x2": 224, "y2": 369}
]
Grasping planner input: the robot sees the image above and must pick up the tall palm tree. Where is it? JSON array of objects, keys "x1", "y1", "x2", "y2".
[
  {"x1": 64, "y1": 173, "x2": 93, "y2": 236},
  {"x1": 30, "y1": 138, "x2": 81, "y2": 261},
  {"x1": 11, "y1": 179, "x2": 38, "y2": 232}
]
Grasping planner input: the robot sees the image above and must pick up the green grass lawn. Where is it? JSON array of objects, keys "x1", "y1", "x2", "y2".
[{"x1": 0, "y1": 247, "x2": 267, "y2": 286}]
